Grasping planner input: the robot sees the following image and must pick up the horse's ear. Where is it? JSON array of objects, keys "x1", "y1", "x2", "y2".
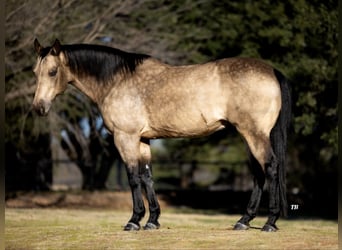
[
  {"x1": 34, "y1": 38, "x2": 43, "y2": 55},
  {"x1": 51, "y1": 39, "x2": 62, "y2": 56}
]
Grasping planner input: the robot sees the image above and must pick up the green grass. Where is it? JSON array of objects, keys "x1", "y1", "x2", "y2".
[{"x1": 5, "y1": 208, "x2": 338, "y2": 250}]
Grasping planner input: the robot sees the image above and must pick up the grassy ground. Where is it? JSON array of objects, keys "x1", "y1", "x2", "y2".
[{"x1": 5, "y1": 208, "x2": 338, "y2": 250}]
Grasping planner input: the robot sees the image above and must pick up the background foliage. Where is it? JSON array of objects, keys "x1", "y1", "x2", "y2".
[{"x1": 5, "y1": 0, "x2": 337, "y2": 217}]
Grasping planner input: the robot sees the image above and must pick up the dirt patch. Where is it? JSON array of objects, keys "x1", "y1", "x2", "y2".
[{"x1": 5, "y1": 191, "x2": 169, "y2": 210}]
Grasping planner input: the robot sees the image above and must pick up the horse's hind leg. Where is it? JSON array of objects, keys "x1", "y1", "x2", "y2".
[
  {"x1": 139, "y1": 139, "x2": 161, "y2": 230},
  {"x1": 234, "y1": 131, "x2": 281, "y2": 232},
  {"x1": 234, "y1": 152, "x2": 265, "y2": 230},
  {"x1": 262, "y1": 151, "x2": 281, "y2": 231}
]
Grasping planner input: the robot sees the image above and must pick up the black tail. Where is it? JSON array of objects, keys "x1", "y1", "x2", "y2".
[{"x1": 271, "y1": 69, "x2": 291, "y2": 217}]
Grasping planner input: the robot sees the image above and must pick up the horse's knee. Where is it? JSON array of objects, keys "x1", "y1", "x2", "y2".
[
  {"x1": 128, "y1": 172, "x2": 141, "y2": 187},
  {"x1": 141, "y1": 164, "x2": 154, "y2": 187}
]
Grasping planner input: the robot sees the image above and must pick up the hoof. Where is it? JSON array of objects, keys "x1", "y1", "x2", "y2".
[
  {"x1": 261, "y1": 224, "x2": 278, "y2": 232},
  {"x1": 233, "y1": 222, "x2": 250, "y2": 230},
  {"x1": 143, "y1": 222, "x2": 160, "y2": 230},
  {"x1": 124, "y1": 222, "x2": 140, "y2": 231}
]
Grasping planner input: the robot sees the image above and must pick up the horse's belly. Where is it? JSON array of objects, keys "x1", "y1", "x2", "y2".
[{"x1": 141, "y1": 114, "x2": 226, "y2": 139}]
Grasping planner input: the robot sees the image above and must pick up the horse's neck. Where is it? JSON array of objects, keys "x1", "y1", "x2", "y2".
[
  {"x1": 69, "y1": 58, "x2": 163, "y2": 104},
  {"x1": 71, "y1": 76, "x2": 110, "y2": 104}
]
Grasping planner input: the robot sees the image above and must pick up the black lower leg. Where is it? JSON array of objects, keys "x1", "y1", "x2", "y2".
[
  {"x1": 262, "y1": 157, "x2": 280, "y2": 232},
  {"x1": 234, "y1": 155, "x2": 265, "y2": 230},
  {"x1": 141, "y1": 164, "x2": 160, "y2": 230},
  {"x1": 125, "y1": 167, "x2": 145, "y2": 231},
  {"x1": 234, "y1": 177, "x2": 264, "y2": 230}
]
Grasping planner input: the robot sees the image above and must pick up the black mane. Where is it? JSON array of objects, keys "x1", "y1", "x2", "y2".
[{"x1": 61, "y1": 44, "x2": 150, "y2": 83}]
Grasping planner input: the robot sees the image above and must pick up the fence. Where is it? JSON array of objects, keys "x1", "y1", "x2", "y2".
[
  {"x1": 153, "y1": 160, "x2": 253, "y2": 191},
  {"x1": 6, "y1": 152, "x2": 253, "y2": 192},
  {"x1": 48, "y1": 158, "x2": 253, "y2": 192}
]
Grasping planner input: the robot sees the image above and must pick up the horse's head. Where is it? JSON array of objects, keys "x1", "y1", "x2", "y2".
[{"x1": 32, "y1": 39, "x2": 70, "y2": 116}]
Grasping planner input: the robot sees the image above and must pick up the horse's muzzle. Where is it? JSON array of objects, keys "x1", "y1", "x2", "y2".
[{"x1": 33, "y1": 99, "x2": 51, "y2": 116}]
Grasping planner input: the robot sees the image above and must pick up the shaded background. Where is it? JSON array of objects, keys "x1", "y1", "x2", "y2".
[{"x1": 5, "y1": 0, "x2": 337, "y2": 219}]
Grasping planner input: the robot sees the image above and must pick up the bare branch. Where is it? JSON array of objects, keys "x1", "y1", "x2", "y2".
[
  {"x1": 6, "y1": 4, "x2": 27, "y2": 22},
  {"x1": 5, "y1": 84, "x2": 36, "y2": 103}
]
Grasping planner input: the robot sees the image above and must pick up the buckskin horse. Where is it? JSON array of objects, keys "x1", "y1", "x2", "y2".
[{"x1": 32, "y1": 39, "x2": 291, "y2": 232}]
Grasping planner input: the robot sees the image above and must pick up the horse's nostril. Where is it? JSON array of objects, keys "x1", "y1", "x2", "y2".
[
  {"x1": 39, "y1": 106, "x2": 45, "y2": 115},
  {"x1": 33, "y1": 99, "x2": 48, "y2": 116}
]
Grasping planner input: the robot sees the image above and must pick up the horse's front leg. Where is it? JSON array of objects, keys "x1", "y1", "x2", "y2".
[
  {"x1": 139, "y1": 139, "x2": 160, "y2": 230},
  {"x1": 125, "y1": 163, "x2": 146, "y2": 231},
  {"x1": 114, "y1": 132, "x2": 145, "y2": 231}
]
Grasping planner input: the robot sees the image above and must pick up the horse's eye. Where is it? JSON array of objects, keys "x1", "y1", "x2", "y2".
[{"x1": 48, "y1": 68, "x2": 57, "y2": 77}]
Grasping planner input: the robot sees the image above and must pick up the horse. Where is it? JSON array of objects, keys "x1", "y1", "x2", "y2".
[{"x1": 32, "y1": 39, "x2": 291, "y2": 232}]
